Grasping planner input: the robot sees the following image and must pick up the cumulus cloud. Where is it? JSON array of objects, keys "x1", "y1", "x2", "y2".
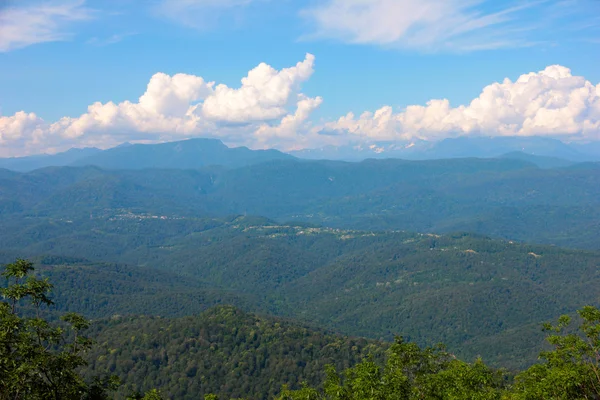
[
  {"x1": 0, "y1": 0, "x2": 92, "y2": 52},
  {"x1": 202, "y1": 54, "x2": 315, "y2": 123},
  {"x1": 0, "y1": 54, "x2": 319, "y2": 157},
  {"x1": 323, "y1": 65, "x2": 600, "y2": 142},
  {"x1": 254, "y1": 95, "x2": 324, "y2": 149},
  {"x1": 2, "y1": 58, "x2": 600, "y2": 157},
  {"x1": 301, "y1": 0, "x2": 599, "y2": 52}
]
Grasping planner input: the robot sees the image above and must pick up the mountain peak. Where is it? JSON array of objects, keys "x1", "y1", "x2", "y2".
[{"x1": 70, "y1": 138, "x2": 293, "y2": 170}]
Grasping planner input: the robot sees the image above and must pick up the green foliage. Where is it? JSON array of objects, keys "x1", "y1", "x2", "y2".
[
  {"x1": 4, "y1": 260, "x2": 600, "y2": 400},
  {"x1": 82, "y1": 305, "x2": 385, "y2": 399},
  {"x1": 0, "y1": 259, "x2": 116, "y2": 400},
  {"x1": 78, "y1": 304, "x2": 600, "y2": 399},
  {"x1": 126, "y1": 389, "x2": 165, "y2": 400},
  {"x1": 510, "y1": 306, "x2": 600, "y2": 399},
  {"x1": 278, "y1": 338, "x2": 505, "y2": 400}
]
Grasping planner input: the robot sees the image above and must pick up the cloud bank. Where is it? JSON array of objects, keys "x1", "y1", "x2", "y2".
[
  {"x1": 1, "y1": 55, "x2": 599, "y2": 157},
  {"x1": 326, "y1": 65, "x2": 600, "y2": 142},
  {"x1": 0, "y1": 54, "x2": 320, "y2": 156}
]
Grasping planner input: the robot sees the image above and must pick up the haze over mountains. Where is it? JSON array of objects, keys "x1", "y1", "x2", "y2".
[
  {"x1": 1, "y1": 135, "x2": 599, "y2": 373},
  {"x1": 290, "y1": 136, "x2": 600, "y2": 162},
  {"x1": 0, "y1": 139, "x2": 294, "y2": 172},
  {"x1": 5, "y1": 0, "x2": 600, "y2": 396},
  {"x1": 1, "y1": 145, "x2": 598, "y2": 249},
  {"x1": 2, "y1": 133, "x2": 600, "y2": 397},
  {"x1": 1, "y1": 136, "x2": 599, "y2": 172}
]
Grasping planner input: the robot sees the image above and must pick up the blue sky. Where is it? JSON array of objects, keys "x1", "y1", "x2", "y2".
[{"x1": 0, "y1": 0, "x2": 599, "y2": 156}]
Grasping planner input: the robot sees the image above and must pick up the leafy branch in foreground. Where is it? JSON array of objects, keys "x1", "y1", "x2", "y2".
[
  {"x1": 276, "y1": 338, "x2": 506, "y2": 400},
  {"x1": 510, "y1": 306, "x2": 600, "y2": 399},
  {"x1": 276, "y1": 306, "x2": 600, "y2": 400},
  {"x1": 0, "y1": 259, "x2": 119, "y2": 400}
]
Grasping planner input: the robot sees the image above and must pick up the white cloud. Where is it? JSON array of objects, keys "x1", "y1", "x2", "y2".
[
  {"x1": 2, "y1": 58, "x2": 600, "y2": 158},
  {"x1": 254, "y1": 95, "x2": 324, "y2": 149},
  {"x1": 0, "y1": 0, "x2": 92, "y2": 52},
  {"x1": 0, "y1": 54, "x2": 319, "y2": 157},
  {"x1": 202, "y1": 54, "x2": 316, "y2": 123},
  {"x1": 301, "y1": 0, "x2": 598, "y2": 52},
  {"x1": 323, "y1": 65, "x2": 600, "y2": 142}
]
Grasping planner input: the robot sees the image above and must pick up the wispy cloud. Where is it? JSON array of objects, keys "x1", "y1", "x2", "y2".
[
  {"x1": 155, "y1": 0, "x2": 257, "y2": 29},
  {"x1": 0, "y1": 0, "x2": 93, "y2": 52},
  {"x1": 86, "y1": 32, "x2": 138, "y2": 46},
  {"x1": 301, "y1": 0, "x2": 600, "y2": 52}
]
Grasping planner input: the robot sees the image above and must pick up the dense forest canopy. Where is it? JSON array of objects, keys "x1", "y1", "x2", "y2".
[
  {"x1": 1, "y1": 217, "x2": 599, "y2": 368},
  {"x1": 3, "y1": 261, "x2": 600, "y2": 399}
]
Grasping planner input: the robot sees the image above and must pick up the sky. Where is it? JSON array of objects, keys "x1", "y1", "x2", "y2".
[{"x1": 0, "y1": 0, "x2": 600, "y2": 157}]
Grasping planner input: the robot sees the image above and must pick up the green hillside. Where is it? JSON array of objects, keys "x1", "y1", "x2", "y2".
[
  {"x1": 4, "y1": 258, "x2": 600, "y2": 400},
  {"x1": 3, "y1": 216, "x2": 599, "y2": 368},
  {"x1": 83, "y1": 306, "x2": 386, "y2": 400},
  {"x1": 1, "y1": 157, "x2": 598, "y2": 248}
]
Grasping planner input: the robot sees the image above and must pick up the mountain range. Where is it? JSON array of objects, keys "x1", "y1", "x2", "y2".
[
  {"x1": 1, "y1": 136, "x2": 599, "y2": 172},
  {"x1": 2, "y1": 133, "x2": 600, "y2": 397},
  {"x1": 1, "y1": 155, "x2": 598, "y2": 249},
  {"x1": 0, "y1": 138, "x2": 294, "y2": 172},
  {"x1": 290, "y1": 136, "x2": 600, "y2": 162}
]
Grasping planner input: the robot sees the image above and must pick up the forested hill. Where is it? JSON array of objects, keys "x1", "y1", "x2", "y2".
[
  {"x1": 4, "y1": 216, "x2": 599, "y2": 367},
  {"x1": 83, "y1": 306, "x2": 386, "y2": 400},
  {"x1": 4, "y1": 258, "x2": 600, "y2": 400},
  {"x1": 1, "y1": 156, "x2": 599, "y2": 249}
]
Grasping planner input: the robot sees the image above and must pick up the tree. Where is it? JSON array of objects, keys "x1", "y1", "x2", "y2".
[
  {"x1": 276, "y1": 337, "x2": 505, "y2": 400},
  {"x1": 126, "y1": 389, "x2": 165, "y2": 400},
  {"x1": 0, "y1": 259, "x2": 118, "y2": 400},
  {"x1": 510, "y1": 306, "x2": 600, "y2": 400}
]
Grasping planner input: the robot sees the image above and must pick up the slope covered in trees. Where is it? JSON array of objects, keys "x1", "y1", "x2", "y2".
[
  {"x1": 4, "y1": 260, "x2": 600, "y2": 400},
  {"x1": 1, "y1": 157, "x2": 599, "y2": 249},
  {"x1": 84, "y1": 306, "x2": 386, "y2": 400},
  {"x1": 2, "y1": 216, "x2": 599, "y2": 368}
]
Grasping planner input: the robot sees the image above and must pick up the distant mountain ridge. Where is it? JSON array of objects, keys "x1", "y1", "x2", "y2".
[
  {"x1": 498, "y1": 151, "x2": 576, "y2": 169},
  {"x1": 70, "y1": 138, "x2": 294, "y2": 170},
  {"x1": 1, "y1": 136, "x2": 599, "y2": 172},
  {"x1": 291, "y1": 136, "x2": 600, "y2": 162},
  {"x1": 0, "y1": 139, "x2": 294, "y2": 172},
  {"x1": 0, "y1": 147, "x2": 102, "y2": 172}
]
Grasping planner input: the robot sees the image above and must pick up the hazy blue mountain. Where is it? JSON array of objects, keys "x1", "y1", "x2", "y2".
[
  {"x1": 289, "y1": 141, "x2": 430, "y2": 161},
  {"x1": 0, "y1": 147, "x2": 101, "y2": 172},
  {"x1": 291, "y1": 136, "x2": 599, "y2": 163},
  {"x1": 563, "y1": 161, "x2": 600, "y2": 171},
  {"x1": 4, "y1": 136, "x2": 595, "y2": 171},
  {"x1": 421, "y1": 136, "x2": 592, "y2": 161},
  {"x1": 571, "y1": 140, "x2": 600, "y2": 159},
  {"x1": 70, "y1": 138, "x2": 294, "y2": 169},
  {"x1": 1, "y1": 157, "x2": 599, "y2": 249},
  {"x1": 498, "y1": 151, "x2": 575, "y2": 169}
]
